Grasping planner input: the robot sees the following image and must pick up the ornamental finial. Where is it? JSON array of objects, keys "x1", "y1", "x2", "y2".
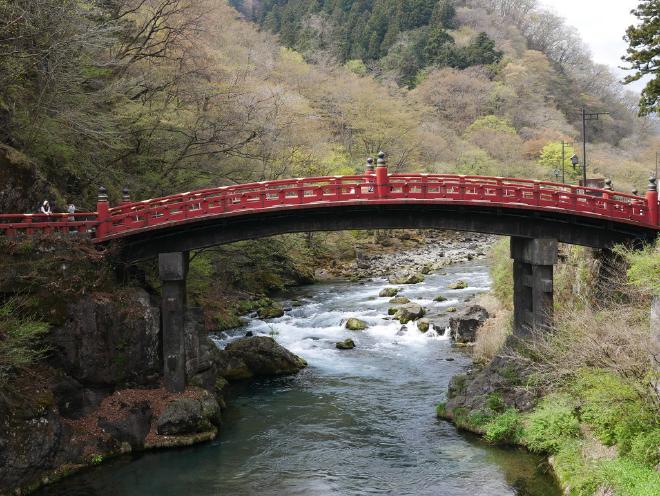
[
  {"x1": 649, "y1": 175, "x2": 657, "y2": 192},
  {"x1": 377, "y1": 151, "x2": 386, "y2": 167},
  {"x1": 122, "y1": 187, "x2": 130, "y2": 203},
  {"x1": 98, "y1": 186, "x2": 108, "y2": 202},
  {"x1": 604, "y1": 178, "x2": 613, "y2": 191},
  {"x1": 366, "y1": 157, "x2": 374, "y2": 172}
]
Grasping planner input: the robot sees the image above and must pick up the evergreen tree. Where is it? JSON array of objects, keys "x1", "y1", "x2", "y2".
[
  {"x1": 464, "y1": 32, "x2": 502, "y2": 66},
  {"x1": 623, "y1": 0, "x2": 660, "y2": 115}
]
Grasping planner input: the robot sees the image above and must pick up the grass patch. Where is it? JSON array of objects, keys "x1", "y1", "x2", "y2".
[
  {"x1": 0, "y1": 299, "x2": 49, "y2": 392},
  {"x1": 484, "y1": 408, "x2": 522, "y2": 443},
  {"x1": 522, "y1": 394, "x2": 580, "y2": 454}
]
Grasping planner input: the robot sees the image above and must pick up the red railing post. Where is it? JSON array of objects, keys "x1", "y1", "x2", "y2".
[
  {"x1": 364, "y1": 157, "x2": 375, "y2": 196},
  {"x1": 375, "y1": 151, "x2": 388, "y2": 198},
  {"x1": 96, "y1": 186, "x2": 110, "y2": 240},
  {"x1": 647, "y1": 176, "x2": 659, "y2": 226}
]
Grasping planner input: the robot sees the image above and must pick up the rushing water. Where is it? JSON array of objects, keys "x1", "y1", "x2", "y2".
[{"x1": 37, "y1": 261, "x2": 560, "y2": 496}]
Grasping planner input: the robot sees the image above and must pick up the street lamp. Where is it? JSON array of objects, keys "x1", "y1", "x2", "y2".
[{"x1": 570, "y1": 154, "x2": 579, "y2": 169}]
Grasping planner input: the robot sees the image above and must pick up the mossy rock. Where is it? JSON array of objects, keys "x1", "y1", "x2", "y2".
[
  {"x1": 336, "y1": 339, "x2": 355, "y2": 350},
  {"x1": 417, "y1": 318, "x2": 431, "y2": 333},
  {"x1": 345, "y1": 318, "x2": 368, "y2": 331},
  {"x1": 388, "y1": 272, "x2": 425, "y2": 285},
  {"x1": 420, "y1": 264, "x2": 433, "y2": 275},
  {"x1": 447, "y1": 307, "x2": 457, "y2": 313},
  {"x1": 448, "y1": 280, "x2": 468, "y2": 290},
  {"x1": 379, "y1": 287, "x2": 400, "y2": 297},
  {"x1": 388, "y1": 307, "x2": 398, "y2": 315},
  {"x1": 389, "y1": 296, "x2": 410, "y2": 304},
  {"x1": 433, "y1": 295, "x2": 448, "y2": 302},
  {"x1": 257, "y1": 303, "x2": 284, "y2": 319}
]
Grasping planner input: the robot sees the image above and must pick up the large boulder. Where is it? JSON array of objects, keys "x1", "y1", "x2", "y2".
[
  {"x1": 449, "y1": 305, "x2": 489, "y2": 344},
  {"x1": 156, "y1": 393, "x2": 220, "y2": 436},
  {"x1": 395, "y1": 303, "x2": 425, "y2": 324},
  {"x1": 336, "y1": 339, "x2": 355, "y2": 350},
  {"x1": 389, "y1": 296, "x2": 410, "y2": 305},
  {"x1": 345, "y1": 318, "x2": 368, "y2": 331},
  {"x1": 388, "y1": 271, "x2": 425, "y2": 285},
  {"x1": 215, "y1": 336, "x2": 307, "y2": 380},
  {"x1": 98, "y1": 400, "x2": 152, "y2": 448},
  {"x1": 417, "y1": 318, "x2": 431, "y2": 333},
  {"x1": 50, "y1": 289, "x2": 161, "y2": 388},
  {"x1": 257, "y1": 302, "x2": 284, "y2": 319}
]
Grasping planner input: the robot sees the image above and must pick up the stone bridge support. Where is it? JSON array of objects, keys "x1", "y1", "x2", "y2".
[
  {"x1": 510, "y1": 237, "x2": 558, "y2": 337},
  {"x1": 159, "y1": 251, "x2": 189, "y2": 392}
]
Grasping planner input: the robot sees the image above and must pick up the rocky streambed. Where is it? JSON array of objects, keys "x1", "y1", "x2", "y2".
[{"x1": 34, "y1": 250, "x2": 560, "y2": 496}]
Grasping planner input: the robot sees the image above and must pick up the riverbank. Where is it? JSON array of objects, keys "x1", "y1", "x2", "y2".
[{"x1": 436, "y1": 240, "x2": 660, "y2": 496}]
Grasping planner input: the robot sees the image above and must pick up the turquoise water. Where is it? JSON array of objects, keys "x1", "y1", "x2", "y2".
[{"x1": 37, "y1": 262, "x2": 560, "y2": 496}]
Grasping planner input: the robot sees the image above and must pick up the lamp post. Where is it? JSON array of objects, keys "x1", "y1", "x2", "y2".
[{"x1": 570, "y1": 153, "x2": 580, "y2": 183}]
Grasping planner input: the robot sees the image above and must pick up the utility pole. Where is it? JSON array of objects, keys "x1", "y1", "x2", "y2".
[{"x1": 580, "y1": 107, "x2": 609, "y2": 186}]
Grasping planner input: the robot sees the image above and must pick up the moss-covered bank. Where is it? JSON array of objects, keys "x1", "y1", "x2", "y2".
[{"x1": 437, "y1": 238, "x2": 660, "y2": 496}]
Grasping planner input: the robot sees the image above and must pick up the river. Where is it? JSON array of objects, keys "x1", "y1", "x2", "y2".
[{"x1": 37, "y1": 260, "x2": 560, "y2": 496}]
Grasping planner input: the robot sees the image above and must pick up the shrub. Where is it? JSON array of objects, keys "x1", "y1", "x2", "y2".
[
  {"x1": 595, "y1": 458, "x2": 660, "y2": 496},
  {"x1": 522, "y1": 394, "x2": 580, "y2": 454},
  {"x1": 628, "y1": 430, "x2": 660, "y2": 466},
  {"x1": 0, "y1": 300, "x2": 49, "y2": 391},
  {"x1": 484, "y1": 408, "x2": 522, "y2": 443},
  {"x1": 574, "y1": 370, "x2": 657, "y2": 454}
]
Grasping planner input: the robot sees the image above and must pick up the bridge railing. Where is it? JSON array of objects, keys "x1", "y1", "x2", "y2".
[
  {"x1": 0, "y1": 174, "x2": 657, "y2": 240},
  {"x1": 0, "y1": 212, "x2": 98, "y2": 237}
]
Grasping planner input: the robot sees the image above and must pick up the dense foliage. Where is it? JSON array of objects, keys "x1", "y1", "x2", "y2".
[{"x1": 244, "y1": 0, "x2": 502, "y2": 85}]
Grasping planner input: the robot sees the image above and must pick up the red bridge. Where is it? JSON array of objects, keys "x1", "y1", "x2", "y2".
[
  {"x1": 0, "y1": 161, "x2": 657, "y2": 258},
  {"x1": 2, "y1": 155, "x2": 658, "y2": 392}
]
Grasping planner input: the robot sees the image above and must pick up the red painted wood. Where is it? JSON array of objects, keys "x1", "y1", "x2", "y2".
[{"x1": 0, "y1": 175, "x2": 658, "y2": 241}]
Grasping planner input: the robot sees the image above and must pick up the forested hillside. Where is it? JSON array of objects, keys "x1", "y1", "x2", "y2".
[{"x1": 0, "y1": 0, "x2": 657, "y2": 214}]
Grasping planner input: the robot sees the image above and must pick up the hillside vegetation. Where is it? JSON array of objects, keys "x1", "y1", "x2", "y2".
[{"x1": 1, "y1": 0, "x2": 658, "y2": 217}]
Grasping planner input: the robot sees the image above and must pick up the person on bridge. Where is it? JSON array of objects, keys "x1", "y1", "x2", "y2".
[
  {"x1": 66, "y1": 202, "x2": 76, "y2": 221},
  {"x1": 40, "y1": 200, "x2": 52, "y2": 217}
]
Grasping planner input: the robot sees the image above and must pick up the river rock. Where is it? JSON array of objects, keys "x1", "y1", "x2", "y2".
[
  {"x1": 388, "y1": 307, "x2": 398, "y2": 315},
  {"x1": 379, "y1": 287, "x2": 400, "y2": 297},
  {"x1": 395, "y1": 303, "x2": 425, "y2": 324},
  {"x1": 417, "y1": 318, "x2": 431, "y2": 333},
  {"x1": 345, "y1": 318, "x2": 368, "y2": 331},
  {"x1": 389, "y1": 296, "x2": 410, "y2": 304},
  {"x1": 336, "y1": 339, "x2": 355, "y2": 350},
  {"x1": 433, "y1": 295, "x2": 447, "y2": 302},
  {"x1": 449, "y1": 305, "x2": 489, "y2": 344},
  {"x1": 388, "y1": 271, "x2": 425, "y2": 285},
  {"x1": 448, "y1": 280, "x2": 468, "y2": 289},
  {"x1": 215, "y1": 336, "x2": 308, "y2": 380},
  {"x1": 156, "y1": 393, "x2": 220, "y2": 436},
  {"x1": 257, "y1": 303, "x2": 284, "y2": 319},
  {"x1": 98, "y1": 400, "x2": 152, "y2": 448},
  {"x1": 397, "y1": 325, "x2": 409, "y2": 336}
]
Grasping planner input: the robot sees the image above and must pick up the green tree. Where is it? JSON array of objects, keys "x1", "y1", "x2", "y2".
[
  {"x1": 538, "y1": 142, "x2": 579, "y2": 180},
  {"x1": 623, "y1": 0, "x2": 660, "y2": 115}
]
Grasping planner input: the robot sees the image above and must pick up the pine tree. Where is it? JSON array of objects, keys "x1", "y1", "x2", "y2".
[
  {"x1": 623, "y1": 0, "x2": 660, "y2": 115},
  {"x1": 431, "y1": 0, "x2": 457, "y2": 29}
]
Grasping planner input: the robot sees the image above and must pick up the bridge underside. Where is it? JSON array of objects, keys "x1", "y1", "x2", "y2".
[
  {"x1": 118, "y1": 203, "x2": 657, "y2": 260},
  {"x1": 127, "y1": 203, "x2": 656, "y2": 392}
]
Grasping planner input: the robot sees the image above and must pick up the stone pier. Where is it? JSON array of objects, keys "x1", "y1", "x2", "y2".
[
  {"x1": 159, "y1": 251, "x2": 189, "y2": 392},
  {"x1": 510, "y1": 237, "x2": 558, "y2": 337}
]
